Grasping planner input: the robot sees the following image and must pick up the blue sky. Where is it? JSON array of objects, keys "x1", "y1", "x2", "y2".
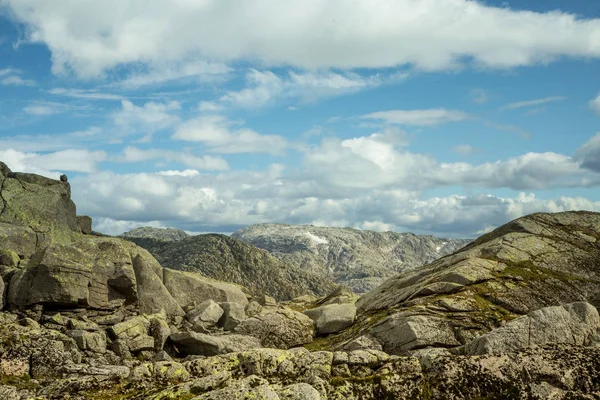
[{"x1": 1, "y1": 0, "x2": 600, "y2": 237}]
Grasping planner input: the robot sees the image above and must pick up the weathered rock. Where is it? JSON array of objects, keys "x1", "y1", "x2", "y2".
[
  {"x1": 149, "y1": 316, "x2": 171, "y2": 351},
  {"x1": 304, "y1": 303, "x2": 356, "y2": 334},
  {"x1": 218, "y1": 302, "x2": 246, "y2": 331},
  {"x1": 128, "y1": 334, "x2": 155, "y2": 353},
  {"x1": 8, "y1": 238, "x2": 138, "y2": 310},
  {"x1": 0, "y1": 164, "x2": 79, "y2": 234},
  {"x1": 234, "y1": 308, "x2": 314, "y2": 349},
  {"x1": 194, "y1": 375, "x2": 279, "y2": 400},
  {"x1": 466, "y1": 302, "x2": 600, "y2": 355},
  {"x1": 340, "y1": 335, "x2": 383, "y2": 352},
  {"x1": 245, "y1": 300, "x2": 263, "y2": 317},
  {"x1": 0, "y1": 275, "x2": 4, "y2": 310},
  {"x1": 131, "y1": 250, "x2": 184, "y2": 317},
  {"x1": 0, "y1": 223, "x2": 38, "y2": 259},
  {"x1": 186, "y1": 299, "x2": 224, "y2": 329},
  {"x1": 371, "y1": 314, "x2": 460, "y2": 354},
  {"x1": 163, "y1": 268, "x2": 249, "y2": 309},
  {"x1": 170, "y1": 331, "x2": 261, "y2": 356},
  {"x1": 0, "y1": 249, "x2": 19, "y2": 267},
  {"x1": 109, "y1": 315, "x2": 150, "y2": 340},
  {"x1": 76, "y1": 216, "x2": 92, "y2": 235},
  {"x1": 68, "y1": 329, "x2": 107, "y2": 353},
  {"x1": 278, "y1": 383, "x2": 321, "y2": 399}
]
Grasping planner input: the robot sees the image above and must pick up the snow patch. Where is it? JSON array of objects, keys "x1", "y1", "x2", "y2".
[{"x1": 305, "y1": 232, "x2": 329, "y2": 245}]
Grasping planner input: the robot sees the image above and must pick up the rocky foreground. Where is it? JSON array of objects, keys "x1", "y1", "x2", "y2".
[{"x1": 0, "y1": 161, "x2": 600, "y2": 399}]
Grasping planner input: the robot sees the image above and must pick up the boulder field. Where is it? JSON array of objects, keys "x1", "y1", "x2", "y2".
[{"x1": 0, "y1": 161, "x2": 600, "y2": 399}]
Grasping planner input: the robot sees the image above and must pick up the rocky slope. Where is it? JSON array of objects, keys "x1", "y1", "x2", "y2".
[
  {"x1": 120, "y1": 227, "x2": 189, "y2": 242},
  {"x1": 232, "y1": 224, "x2": 471, "y2": 293},
  {"x1": 122, "y1": 232, "x2": 338, "y2": 301},
  {"x1": 1, "y1": 161, "x2": 600, "y2": 399}
]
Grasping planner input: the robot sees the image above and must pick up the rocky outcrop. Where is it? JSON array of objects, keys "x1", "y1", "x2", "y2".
[
  {"x1": 124, "y1": 232, "x2": 338, "y2": 301},
  {"x1": 120, "y1": 226, "x2": 189, "y2": 242},
  {"x1": 466, "y1": 301, "x2": 599, "y2": 355},
  {"x1": 232, "y1": 223, "x2": 471, "y2": 293},
  {"x1": 333, "y1": 211, "x2": 600, "y2": 355}
]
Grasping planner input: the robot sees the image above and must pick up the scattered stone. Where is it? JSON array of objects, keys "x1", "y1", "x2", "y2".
[
  {"x1": 235, "y1": 308, "x2": 315, "y2": 349},
  {"x1": 218, "y1": 302, "x2": 246, "y2": 331},
  {"x1": 186, "y1": 299, "x2": 224, "y2": 329},
  {"x1": 69, "y1": 330, "x2": 107, "y2": 353},
  {"x1": 170, "y1": 331, "x2": 261, "y2": 356},
  {"x1": 304, "y1": 303, "x2": 356, "y2": 334}
]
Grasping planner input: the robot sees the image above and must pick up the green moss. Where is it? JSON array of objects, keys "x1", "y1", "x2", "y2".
[{"x1": 0, "y1": 373, "x2": 37, "y2": 390}]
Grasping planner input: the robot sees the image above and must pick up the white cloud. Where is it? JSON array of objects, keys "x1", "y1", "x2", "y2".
[
  {"x1": 576, "y1": 132, "x2": 600, "y2": 172},
  {"x1": 453, "y1": 144, "x2": 481, "y2": 156},
  {"x1": 117, "y1": 146, "x2": 230, "y2": 171},
  {"x1": 0, "y1": 148, "x2": 106, "y2": 177},
  {"x1": 470, "y1": 89, "x2": 489, "y2": 104},
  {"x1": 172, "y1": 115, "x2": 288, "y2": 155},
  {"x1": 113, "y1": 100, "x2": 181, "y2": 141},
  {"x1": 590, "y1": 94, "x2": 600, "y2": 115},
  {"x1": 0, "y1": 68, "x2": 20, "y2": 77},
  {"x1": 1, "y1": 75, "x2": 35, "y2": 86},
  {"x1": 501, "y1": 96, "x2": 565, "y2": 110},
  {"x1": 219, "y1": 69, "x2": 393, "y2": 109},
  {"x1": 48, "y1": 88, "x2": 124, "y2": 100},
  {"x1": 116, "y1": 60, "x2": 232, "y2": 89},
  {"x1": 23, "y1": 100, "x2": 90, "y2": 116},
  {"x1": 0, "y1": 128, "x2": 103, "y2": 152},
  {"x1": 361, "y1": 109, "x2": 471, "y2": 126},
  {"x1": 5, "y1": 0, "x2": 600, "y2": 78},
  {"x1": 198, "y1": 101, "x2": 222, "y2": 112}
]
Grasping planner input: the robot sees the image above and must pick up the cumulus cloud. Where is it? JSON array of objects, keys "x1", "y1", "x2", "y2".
[
  {"x1": 117, "y1": 146, "x2": 230, "y2": 171},
  {"x1": 361, "y1": 109, "x2": 471, "y2": 126},
  {"x1": 590, "y1": 94, "x2": 600, "y2": 115},
  {"x1": 1, "y1": 75, "x2": 35, "y2": 86},
  {"x1": 112, "y1": 100, "x2": 181, "y2": 142},
  {"x1": 0, "y1": 148, "x2": 106, "y2": 177},
  {"x1": 4, "y1": 0, "x2": 600, "y2": 77},
  {"x1": 576, "y1": 132, "x2": 600, "y2": 172},
  {"x1": 172, "y1": 115, "x2": 288, "y2": 155}
]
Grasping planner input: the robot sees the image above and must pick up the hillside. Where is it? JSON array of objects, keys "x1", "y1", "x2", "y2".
[
  {"x1": 122, "y1": 231, "x2": 338, "y2": 301},
  {"x1": 120, "y1": 226, "x2": 189, "y2": 241},
  {"x1": 233, "y1": 223, "x2": 471, "y2": 293}
]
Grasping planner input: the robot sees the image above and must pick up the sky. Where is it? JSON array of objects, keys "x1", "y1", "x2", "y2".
[{"x1": 0, "y1": 0, "x2": 599, "y2": 238}]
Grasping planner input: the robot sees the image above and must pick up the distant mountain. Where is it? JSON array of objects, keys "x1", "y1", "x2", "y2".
[
  {"x1": 120, "y1": 226, "x2": 188, "y2": 241},
  {"x1": 121, "y1": 232, "x2": 338, "y2": 301},
  {"x1": 232, "y1": 224, "x2": 471, "y2": 293}
]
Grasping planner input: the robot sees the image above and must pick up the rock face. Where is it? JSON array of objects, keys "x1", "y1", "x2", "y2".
[
  {"x1": 232, "y1": 223, "x2": 471, "y2": 293},
  {"x1": 340, "y1": 211, "x2": 600, "y2": 355},
  {"x1": 466, "y1": 301, "x2": 599, "y2": 355},
  {"x1": 124, "y1": 232, "x2": 338, "y2": 301}
]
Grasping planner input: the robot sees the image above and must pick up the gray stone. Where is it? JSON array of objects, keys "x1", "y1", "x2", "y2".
[
  {"x1": 77, "y1": 215, "x2": 93, "y2": 235},
  {"x1": 278, "y1": 383, "x2": 321, "y2": 399},
  {"x1": 128, "y1": 334, "x2": 155, "y2": 353},
  {"x1": 371, "y1": 314, "x2": 460, "y2": 354},
  {"x1": 466, "y1": 302, "x2": 600, "y2": 355},
  {"x1": 163, "y1": 268, "x2": 249, "y2": 308},
  {"x1": 304, "y1": 303, "x2": 356, "y2": 334},
  {"x1": 169, "y1": 331, "x2": 261, "y2": 356},
  {"x1": 69, "y1": 330, "x2": 107, "y2": 353},
  {"x1": 109, "y1": 315, "x2": 150, "y2": 340},
  {"x1": 234, "y1": 308, "x2": 314, "y2": 349},
  {"x1": 186, "y1": 299, "x2": 224, "y2": 328},
  {"x1": 218, "y1": 302, "x2": 246, "y2": 331},
  {"x1": 149, "y1": 316, "x2": 171, "y2": 351}
]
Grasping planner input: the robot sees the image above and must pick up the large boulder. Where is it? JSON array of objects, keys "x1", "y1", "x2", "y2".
[
  {"x1": 163, "y1": 268, "x2": 248, "y2": 309},
  {"x1": 466, "y1": 302, "x2": 600, "y2": 355},
  {"x1": 234, "y1": 308, "x2": 314, "y2": 349},
  {"x1": 8, "y1": 238, "x2": 138, "y2": 310},
  {"x1": 304, "y1": 303, "x2": 356, "y2": 335},
  {"x1": 186, "y1": 300, "x2": 224, "y2": 330},
  {"x1": 169, "y1": 332, "x2": 261, "y2": 356},
  {"x1": 371, "y1": 314, "x2": 460, "y2": 354},
  {"x1": 131, "y1": 250, "x2": 184, "y2": 317}
]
